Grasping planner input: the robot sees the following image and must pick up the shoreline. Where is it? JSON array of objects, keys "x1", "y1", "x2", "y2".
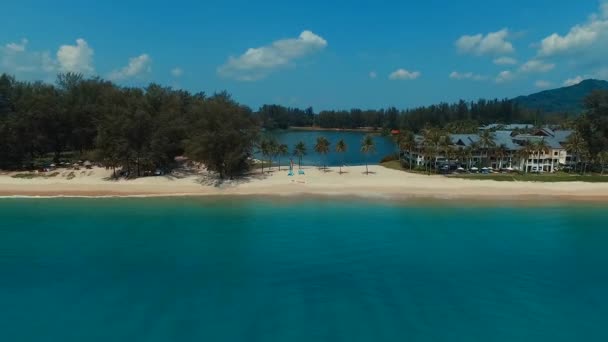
[{"x1": 1, "y1": 165, "x2": 608, "y2": 203}]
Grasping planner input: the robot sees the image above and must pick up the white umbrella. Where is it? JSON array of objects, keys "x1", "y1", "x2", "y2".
[
  {"x1": 471, "y1": 167, "x2": 479, "y2": 171},
  {"x1": 457, "y1": 167, "x2": 465, "y2": 171}
]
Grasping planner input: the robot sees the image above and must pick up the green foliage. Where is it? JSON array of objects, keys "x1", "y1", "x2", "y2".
[
  {"x1": 0, "y1": 72, "x2": 258, "y2": 179},
  {"x1": 293, "y1": 141, "x2": 307, "y2": 168},
  {"x1": 185, "y1": 93, "x2": 258, "y2": 179},
  {"x1": 314, "y1": 136, "x2": 330, "y2": 169},
  {"x1": 380, "y1": 153, "x2": 399, "y2": 163}
]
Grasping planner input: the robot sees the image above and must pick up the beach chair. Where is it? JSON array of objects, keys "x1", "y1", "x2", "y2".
[{"x1": 298, "y1": 169, "x2": 305, "y2": 175}]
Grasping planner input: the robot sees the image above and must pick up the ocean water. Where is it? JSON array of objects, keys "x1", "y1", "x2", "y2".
[
  {"x1": 260, "y1": 130, "x2": 396, "y2": 166},
  {"x1": 0, "y1": 198, "x2": 607, "y2": 342}
]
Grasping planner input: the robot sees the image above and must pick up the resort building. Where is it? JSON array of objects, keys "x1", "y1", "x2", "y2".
[{"x1": 400, "y1": 127, "x2": 574, "y2": 173}]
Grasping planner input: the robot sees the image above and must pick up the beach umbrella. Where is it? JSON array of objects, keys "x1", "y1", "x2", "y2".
[
  {"x1": 49, "y1": 164, "x2": 56, "y2": 167},
  {"x1": 84, "y1": 161, "x2": 92, "y2": 167},
  {"x1": 457, "y1": 167, "x2": 465, "y2": 171},
  {"x1": 471, "y1": 167, "x2": 479, "y2": 171}
]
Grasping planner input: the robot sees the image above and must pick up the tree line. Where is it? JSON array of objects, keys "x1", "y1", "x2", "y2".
[
  {"x1": 0, "y1": 73, "x2": 258, "y2": 178},
  {"x1": 256, "y1": 134, "x2": 377, "y2": 175},
  {"x1": 1, "y1": 72, "x2": 607, "y2": 177},
  {"x1": 393, "y1": 90, "x2": 608, "y2": 175},
  {"x1": 257, "y1": 99, "x2": 543, "y2": 133}
]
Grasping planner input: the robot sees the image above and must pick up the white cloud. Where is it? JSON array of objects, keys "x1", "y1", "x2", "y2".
[
  {"x1": 108, "y1": 54, "x2": 151, "y2": 81},
  {"x1": 495, "y1": 70, "x2": 515, "y2": 83},
  {"x1": 5, "y1": 38, "x2": 28, "y2": 53},
  {"x1": 1, "y1": 38, "x2": 57, "y2": 76},
  {"x1": 57, "y1": 38, "x2": 94, "y2": 74},
  {"x1": 535, "y1": 80, "x2": 553, "y2": 89},
  {"x1": 449, "y1": 71, "x2": 487, "y2": 81},
  {"x1": 171, "y1": 67, "x2": 183, "y2": 77},
  {"x1": 538, "y1": 2, "x2": 608, "y2": 56},
  {"x1": 389, "y1": 69, "x2": 421, "y2": 80},
  {"x1": 455, "y1": 29, "x2": 515, "y2": 56},
  {"x1": 563, "y1": 76, "x2": 584, "y2": 86},
  {"x1": 369, "y1": 71, "x2": 377, "y2": 79},
  {"x1": 218, "y1": 30, "x2": 327, "y2": 81},
  {"x1": 519, "y1": 59, "x2": 556, "y2": 73},
  {"x1": 493, "y1": 56, "x2": 518, "y2": 65}
]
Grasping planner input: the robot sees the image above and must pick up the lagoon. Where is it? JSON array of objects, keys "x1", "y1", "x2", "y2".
[
  {"x1": 0, "y1": 198, "x2": 607, "y2": 342},
  {"x1": 261, "y1": 130, "x2": 396, "y2": 166}
]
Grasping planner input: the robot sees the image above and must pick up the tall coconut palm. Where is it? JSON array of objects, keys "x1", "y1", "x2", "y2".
[
  {"x1": 421, "y1": 128, "x2": 441, "y2": 173},
  {"x1": 565, "y1": 131, "x2": 587, "y2": 173},
  {"x1": 439, "y1": 135, "x2": 453, "y2": 169},
  {"x1": 277, "y1": 144, "x2": 288, "y2": 171},
  {"x1": 479, "y1": 130, "x2": 496, "y2": 167},
  {"x1": 293, "y1": 141, "x2": 307, "y2": 169},
  {"x1": 258, "y1": 138, "x2": 271, "y2": 174},
  {"x1": 335, "y1": 139, "x2": 347, "y2": 174},
  {"x1": 314, "y1": 136, "x2": 331, "y2": 170},
  {"x1": 597, "y1": 151, "x2": 608, "y2": 175},
  {"x1": 267, "y1": 138, "x2": 278, "y2": 172},
  {"x1": 494, "y1": 144, "x2": 509, "y2": 170},
  {"x1": 456, "y1": 147, "x2": 470, "y2": 169},
  {"x1": 580, "y1": 149, "x2": 591, "y2": 175},
  {"x1": 361, "y1": 134, "x2": 376, "y2": 175},
  {"x1": 533, "y1": 138, "x2": 551, "y2": 172},
  {"x1": 397, "y1": 131, "x2": 417, "y2": 170},
  {"x1": 516, "y1": 144, "x2": 534, "y2": 173}
]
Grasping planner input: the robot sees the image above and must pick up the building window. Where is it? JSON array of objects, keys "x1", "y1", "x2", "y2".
[{"x1": 554, "y1": 151, "x2": 558, "y2": 156}]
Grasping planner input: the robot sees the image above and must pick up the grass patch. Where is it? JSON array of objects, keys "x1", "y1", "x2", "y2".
[
  {"x1": 449, "y1": 173, "x2": 608, "y2": 183},
  {"x1": 380, "y1": 161, "x2": 431, "y2": 175},
  {"x1": 382, "y1": 161, "x2": 608, "y2": 182},
  {"x1": 12, "y1": 172, "x2": 60, "y2": 179}
]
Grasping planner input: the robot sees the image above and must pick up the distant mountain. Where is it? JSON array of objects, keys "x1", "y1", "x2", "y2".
[{"x1": 513, "y1": 79, "x2": 608, "y2": 114}]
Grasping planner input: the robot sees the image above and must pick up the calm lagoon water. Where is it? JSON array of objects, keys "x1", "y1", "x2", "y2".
[
  {"x1": 261, "y1": 130, "x2": 396, "y2": 166},
  {"x1": 1, "y1": 198, "x2": 607, "y2": 342}
]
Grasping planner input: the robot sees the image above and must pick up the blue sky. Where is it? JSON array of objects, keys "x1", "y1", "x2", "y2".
[{"x1": 1, "y1": 0, "x2": 607, "y2": 110}]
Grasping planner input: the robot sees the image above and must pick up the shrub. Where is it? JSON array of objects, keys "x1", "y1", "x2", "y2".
[{"x1": 380, "y1": 153, "x2": 399, "y2": 163}]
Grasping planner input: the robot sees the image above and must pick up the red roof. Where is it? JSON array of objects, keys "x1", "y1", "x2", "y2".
[{"x1": 390, "y1": 129, "x2": 400, "y2": 135}]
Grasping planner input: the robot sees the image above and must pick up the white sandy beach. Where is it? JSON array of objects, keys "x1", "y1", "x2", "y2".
[{"x1": 1, "y1": 165, "x2": 608, "y2": 202}]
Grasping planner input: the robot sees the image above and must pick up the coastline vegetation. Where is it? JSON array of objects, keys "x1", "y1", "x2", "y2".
[{"x1": 1, "y1": 72, "x2": 607, "y2": 181}]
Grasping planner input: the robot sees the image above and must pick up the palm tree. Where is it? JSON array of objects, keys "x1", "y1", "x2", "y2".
[
  {"x1": 335, "y1": 139, "x2": 347, "y2": 174},
  {"x1": 479, "y1": 130, "x2": 496, "y2": 167},
  {"x1": 580, "y1": 149, "x2": 591, "y2": 175},
  {"x1": 397, "y1": 131, "x2": 417, "y2": 170},
  {"x1": 421, "y1": 128, "x2": 441, "y2": 173},
  {"x1": 439, "y1": 135, "x2": 453, "y2": 170},
  {"x1": 277, "y1": 144, "x2": 288, "y2": 171},
  {"x1": 314, "y1": 136, "x2": 331, "y2": 170},
  {"x1": 361, "y1": 134, "x2": 376, "y2": 175},
  {"x1": 258, "y1": 138, "x2": 271, "y2": 174},
  {"x1": 455, "y1": 147, "x2": 470, "y2": 169},
  {"x1": 533, "y1": 138, "x2": 551, "y2": 172},
  {"x1": 494, "y1": 144, "x2": 509, "y2": 170},
  {"x1": 565, "y1": 131, "x2": 587, "y2": 173},
  {"x1": 267, "y1": 138, "x2": 278, "y2": 173},
  {"x1": 515, "y1": 144, "x2": 534, "y2": 173},
  {"x1": 597, "y1": 151, "x2": 608, "y2": 175},
  {"x1": 293, "y1": 141, "x2": 307, "y2": 169}
]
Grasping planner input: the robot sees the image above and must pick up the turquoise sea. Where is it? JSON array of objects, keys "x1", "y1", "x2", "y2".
[{"x1": 1, "y1": 198, "x2": 607, "y2": 342}]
